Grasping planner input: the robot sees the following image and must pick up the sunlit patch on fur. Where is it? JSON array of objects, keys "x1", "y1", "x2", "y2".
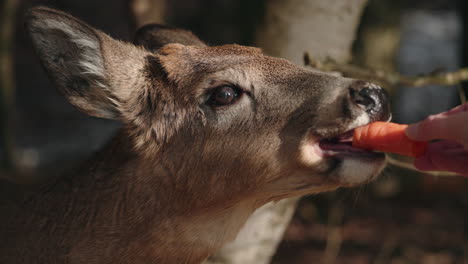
[{"x1": 298, "y1": 135, "x2": 323, "y2": 166}]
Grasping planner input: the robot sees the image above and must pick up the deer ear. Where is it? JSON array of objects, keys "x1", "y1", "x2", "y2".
[
  {"x1": 26, "y1": 7, "x2": 150, "y2": 119},
  {"x1": 134, "y1": 24, "x2": 207, "y2": 52}
]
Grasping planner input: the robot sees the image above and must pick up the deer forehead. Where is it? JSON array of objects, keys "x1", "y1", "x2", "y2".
[
  {"x1": 155, "y1": 43, "x2": 317, "y2": 93},
  {"x1": 157, "y1": 44, "x2": 274, "y2": 78}
]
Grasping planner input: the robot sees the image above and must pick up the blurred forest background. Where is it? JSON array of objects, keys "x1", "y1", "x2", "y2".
[{"x1": 2, "y1": 0, "x2": 468, "y2": 263}]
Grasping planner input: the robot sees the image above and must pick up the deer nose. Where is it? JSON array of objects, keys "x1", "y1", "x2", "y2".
[{"x1": 349, "y1": 81, "x2": 391, "y2": 121}]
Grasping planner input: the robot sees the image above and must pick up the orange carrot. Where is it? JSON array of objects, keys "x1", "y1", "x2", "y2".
[{"x1": 352, "y1": 122, "x2": 427, "y2": 157}]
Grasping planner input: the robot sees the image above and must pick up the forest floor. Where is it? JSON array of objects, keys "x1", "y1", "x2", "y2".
[{"x1": 273, "y1": 167, "x2": 468, "y2": 264}]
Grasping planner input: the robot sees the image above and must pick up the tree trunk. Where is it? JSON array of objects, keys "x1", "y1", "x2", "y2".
[
  {"x1": 0, "y1": 0, "x2": 18, "y2": 173},
  {"x1": 257, "y1": 0, "x2": 368, "y2": 65},
  {"x1": 130, "y1": 0, "x2": 166, "y2": 27},
  {"x1": 207, "y1": 1, "x2": 368, "y2": 264},
  {"x1": 206, "y1": 198, "x2": 299, "y2": 264}
]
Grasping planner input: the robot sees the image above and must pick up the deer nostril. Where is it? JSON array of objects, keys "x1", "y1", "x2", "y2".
[
  {"x1": 353, "y1": 88, "x2": 376, "y2": 112},
  {"x1": 349, "y1": 82, "x2": 390, "y2": 121}
]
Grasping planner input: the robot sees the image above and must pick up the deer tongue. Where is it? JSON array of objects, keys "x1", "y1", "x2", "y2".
[{"x1": 318, "y1": 130, "x2": 378, "y2": 157}]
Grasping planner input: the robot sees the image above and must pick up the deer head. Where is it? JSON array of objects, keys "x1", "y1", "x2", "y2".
[{"x1": 18, "y1": 6, "x2": 390, "y2": 263}]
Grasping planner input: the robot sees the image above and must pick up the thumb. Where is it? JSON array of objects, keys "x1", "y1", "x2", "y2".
[{"x1": 405, "y1": 111, "x2": 468, "y2": 145}]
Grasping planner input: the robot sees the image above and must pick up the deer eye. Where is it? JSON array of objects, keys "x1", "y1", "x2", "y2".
[{"x1": 208, "y1": 85, "x2": 241, "y2": 106}]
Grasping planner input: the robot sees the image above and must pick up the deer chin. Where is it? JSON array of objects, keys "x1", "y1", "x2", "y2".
[{"x1": 300, "y1": 128, "x2": 386, "y2": 187}]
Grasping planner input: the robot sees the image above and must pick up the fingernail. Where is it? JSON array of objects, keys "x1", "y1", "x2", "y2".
[{"x1": 405, "y1": 124, "x2": 418, "y2": 139}]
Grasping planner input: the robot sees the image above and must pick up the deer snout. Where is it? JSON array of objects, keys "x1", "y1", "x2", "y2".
[{"x1": 349, "y1": 81, "x2": 391, "y2": 122}]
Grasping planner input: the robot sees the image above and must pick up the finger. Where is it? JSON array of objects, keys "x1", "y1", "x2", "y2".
[
  {"x1": 413, "y1": 141, "x2": 451, "y2": 171},
  {"x1": 414, "y1": 143, "x2": 468, "y2": 176},
  {"x1": 414, "y1": 154, "x2": 437, "y2": 171},
  {"x1": 444, "y1": 102, "x2": 468, "y2": 116},
  {"x1": 427, "y1": 140, "x2": 465, "y2": 151},
  {"x1": 431, "y1": 149, "x2": 468, "y2": 176},
  {"x1": 406, "y1": 102, "x2": 468, "y2": 141},
  {"x1": 405, "y1": 111, "x2": 468, "y2": 145}
]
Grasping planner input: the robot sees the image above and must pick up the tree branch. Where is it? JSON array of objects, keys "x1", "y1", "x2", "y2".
[{"x1": 304, "y1": 52, "x2": 468, "y2": 88}]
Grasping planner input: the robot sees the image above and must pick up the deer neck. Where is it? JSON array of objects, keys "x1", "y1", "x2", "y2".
[{"x1": 27, "y1": 130, "x2": 257, "y2": 263}]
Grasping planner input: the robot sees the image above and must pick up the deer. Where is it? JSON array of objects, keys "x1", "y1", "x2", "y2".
[{"x1": 0, "y1": 7, "x2": 391, "y2": 264}]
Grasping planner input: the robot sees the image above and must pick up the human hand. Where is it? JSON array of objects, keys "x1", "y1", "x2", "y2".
[{"x1": 405, "y1": 103, "x2": 468, "y2": 176}]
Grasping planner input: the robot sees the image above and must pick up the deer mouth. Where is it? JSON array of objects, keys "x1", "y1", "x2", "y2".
[
  {"x1": 298, "y1": 127, "x2": 386, "y2": 187},
  {"x1": 317, "y1": 129, "x2": 383, "y2": 159}
]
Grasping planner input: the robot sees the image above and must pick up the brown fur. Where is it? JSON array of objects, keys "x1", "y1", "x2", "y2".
[{"x1": 0, "y1": 7, "x2": 390, "y2": 264}]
